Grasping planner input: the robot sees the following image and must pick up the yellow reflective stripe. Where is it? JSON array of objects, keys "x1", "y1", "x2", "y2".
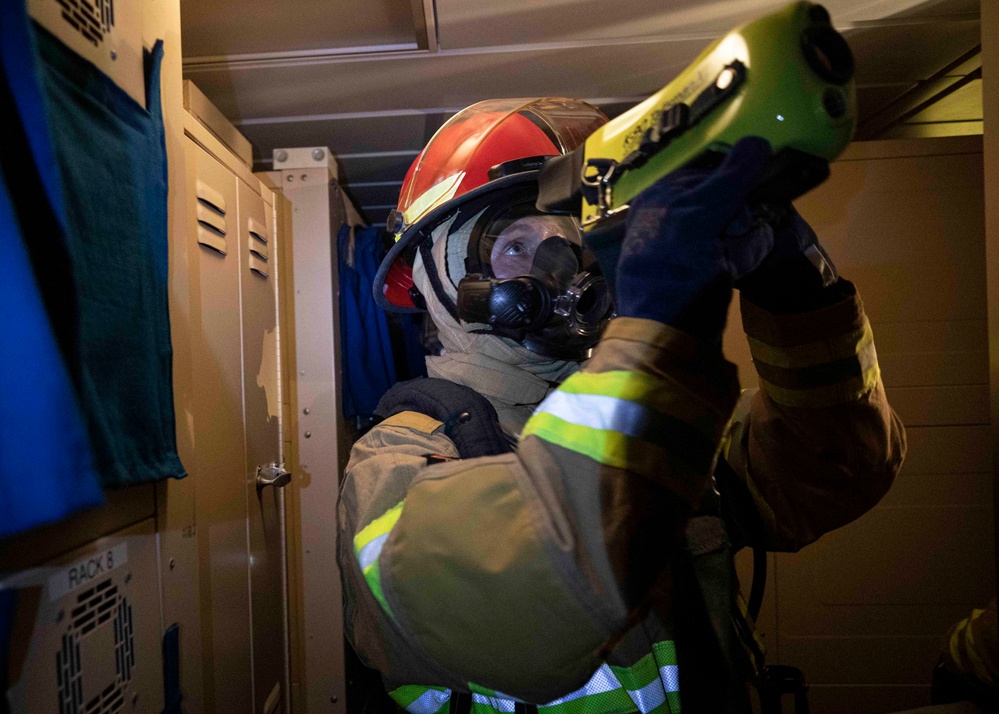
[
  {"x1": 522, "y1": 412, "x2": 703, "y2": 499},
  {"x1": 961, "y1": 609, "x2": 997, "y2": 684},
  {"x1": 354, "y1": 501, "x2": 404, "y2": 556},
  {"x1": 758, "y1": 362, "x2": 880, "y2": 408},
  {"x1": 558, "y1": 371, "x2": 720, "y2": 433},
  {"x1": 402, "y1": 171, "x2": 465, "y2": 228},
  {"x1": 354, "y1": 502, "x2": 405, "y2": 618},
  {"x1": 390, "y1": 685, "x2": 452, "y2": 714},
  {"x1": 523, "y1": 412, "x2": 664, "y2": 468},
  {"x1": 747, "y1": 319, "x2": 874, "y2": 370}
]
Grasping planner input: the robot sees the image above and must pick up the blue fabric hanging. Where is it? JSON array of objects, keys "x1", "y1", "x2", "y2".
[
  {"x1": 339, "y1": 226, "x2": 399, "y2": 418},
  {"x1": 31, "y1": 26, "x2": 186, "y2": 488},
  {"x1": 0, "y1": 160, "x2": 104, "y2": 537},
  {"x1": 0, "y1": 0, "x2": 103, "y2": 536},
  {"x1": 0, "y1": 0, "x2": 185, "y2": 522}
]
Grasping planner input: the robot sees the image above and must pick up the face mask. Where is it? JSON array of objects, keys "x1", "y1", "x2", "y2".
[{"x1": 456, "y1": 206, "x2": 614, "y2": 360}]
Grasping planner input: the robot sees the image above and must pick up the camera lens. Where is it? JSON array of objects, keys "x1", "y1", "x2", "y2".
[
  {"x1": 801, "y1": 25, "x2": 854, "y2": 85},
  {"x1": 823, "y1": 88, "x2": 847, "y2": 119}
]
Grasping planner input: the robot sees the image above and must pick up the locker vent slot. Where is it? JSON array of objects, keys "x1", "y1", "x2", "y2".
[
  {"x1": 248, "y1": 216, "x2": 268, "y2": 244},
  {"x1": 195, "y1": 180, "x2": 227, "y2": 215},
  {"x1": 197, "y1": 227, "x2": 227, "y2": 256},
  {"x1": 196, "y1": 204, "x2": 226, "y2": 236},
  {"x1": 250, "y1": 254, "x2": 269, "y2": 278},
  {"x1": 248, "y1": 216, "x2": 269, "y2": 262},
  {"x1": 57, "y1": 576, "x2": 134, "y2": 714},
  {"x1": 54, "y1": 0, "x2": 115, "y2": 47}
]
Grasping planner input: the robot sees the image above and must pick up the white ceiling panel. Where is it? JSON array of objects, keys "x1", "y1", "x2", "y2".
[
  {"x1": 845, "y1": 19, "x2": 979, "y2": 83},
  {"x1": 238, "y1": 113, "x2": 435, "y2": 160},
  {"x1": 185, "y1": 19, "x2": 979, "y2": 121},
  {"x1": 433, "y1": 0, "x2": 976, "y2": 50},
  {"x1": 181, "y1": 0, "x2": 982, "y2": 222},
  {"x1": 180, "y1": 0, "x2": 416, "y2": 58}
]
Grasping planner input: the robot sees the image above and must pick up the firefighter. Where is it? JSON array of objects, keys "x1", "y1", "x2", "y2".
[{"x1": 337, "y1": 98, "x2": 906, "y2": 713}]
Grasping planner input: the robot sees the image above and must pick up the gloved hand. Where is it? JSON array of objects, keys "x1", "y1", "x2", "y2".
[
  {"x1": 614, "y1": 137, "x2": 773, "y2": 345},
  {"x1": 736, "y1": 204, "x2": 846, "y2": 314}
]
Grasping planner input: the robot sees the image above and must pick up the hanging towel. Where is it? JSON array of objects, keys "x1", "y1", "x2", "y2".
[
  {"x1": 339, "y1": 225, "x2": 399, "y2": 417},
  {"x1": 0, "y1": 0, "x2": 186, "y2": 494},
  {"x1": 31, "y1": 27, "x2": 186, "y2": 487}
]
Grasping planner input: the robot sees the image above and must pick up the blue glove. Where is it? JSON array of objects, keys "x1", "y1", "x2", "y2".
[
  {"x1": 615, "y1": 137, "x2": 773, "y2": 344},
  {"x1": 736, "y1": 204, "x2": 845, "y2": 314}
]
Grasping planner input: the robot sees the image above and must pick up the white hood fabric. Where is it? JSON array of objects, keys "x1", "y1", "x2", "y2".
[{"x1": 412, "y1": 213, "x2": 579, "y2": 434}]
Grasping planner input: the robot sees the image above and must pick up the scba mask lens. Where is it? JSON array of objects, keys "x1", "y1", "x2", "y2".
[{"x1": 457, "y1": 210, "x2": 614, "y2": 360}]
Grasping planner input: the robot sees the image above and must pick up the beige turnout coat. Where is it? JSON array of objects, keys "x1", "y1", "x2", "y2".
[{"x1": 337, "y1": 285, "x2": 906, "y2": 708}]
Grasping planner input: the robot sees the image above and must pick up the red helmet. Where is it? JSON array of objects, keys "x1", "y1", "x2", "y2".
[{"x1": 374, "y1": 98, "x2": 607, "y2": 312}]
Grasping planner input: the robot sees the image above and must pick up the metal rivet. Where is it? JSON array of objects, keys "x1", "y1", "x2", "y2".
[
  {"x1": 458, "y1": 412, "x2": 472, "y2": 424},
  {"x1": 132, "y1": 693, "x2": 139, "y2": 707},
  {"x1": 169, "y1": 559, "x2": 176, "y2": 570},
  {"x1": 303, "y1": 408, "x2": 310, "y2": 415},
  {"x1": 312, "y1": 149, "x2": 326, "y2": 161},
  {"x1": 331, "y1": 695, "x2": 339, "y2": 704},
  {"x1": 110, "y1": 50, "x2": 117, "y2": 61},
  {"x1": 305, "y1": 431, "x2": 312, "y2": 438},
  {"x1": 301, "y1": 174, "x2": 309, "y2": 181},
  {"x1": 299, "y1": 370, "x2": 305, "y2": 376},
  {"x1": 274, "y1": 150, "x2": 288, "y2": 163},
  {"x1": 125, "y1": 572, "x2": 132, "y2": 584},
  {"x1": 286, "y1": 175, "x2": 294, "y2": 182}
]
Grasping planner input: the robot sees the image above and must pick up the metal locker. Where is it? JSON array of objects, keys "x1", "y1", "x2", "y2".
[
  {"x1": 184, "y1": 135, "x2": 253, "y2": 714},
  {"x1": 237, "y1": 178, "x2": 287, "y2": 714}
]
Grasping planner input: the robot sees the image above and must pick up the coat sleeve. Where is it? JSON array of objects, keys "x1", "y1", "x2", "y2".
[
  {"x1": 725, "y1": 281, "x2": 907, "y2": 552},
  {"x1": 338, "y1": 318, "x2": 741, "y2": 702}
]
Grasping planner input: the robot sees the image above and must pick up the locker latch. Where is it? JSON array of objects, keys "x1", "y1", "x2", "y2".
[{"x1": 256, "y1": 463, "x2": 291, "y2": 490}]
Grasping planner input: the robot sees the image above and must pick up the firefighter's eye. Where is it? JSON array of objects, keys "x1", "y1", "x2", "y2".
[{"x1": 504, "y1": 241, "x2": 525, "y2": 256}]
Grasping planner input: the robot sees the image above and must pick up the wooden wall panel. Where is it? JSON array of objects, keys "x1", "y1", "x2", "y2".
[{"x1": 723, "y1": 136, "x2": 993, "y2": 712}]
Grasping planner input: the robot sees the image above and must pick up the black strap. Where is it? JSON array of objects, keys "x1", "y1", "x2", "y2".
[
  {"x1": 375, "y1": 378, "x2": 513, "y2": 459},
  {"x1": 448, "y1": 692, "x2": 538, "y2": 714},
  {"x1": 449, "y1": 691, "x2": 471, "y2": 714}
]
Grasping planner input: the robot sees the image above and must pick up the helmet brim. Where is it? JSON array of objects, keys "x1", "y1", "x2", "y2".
[{"x1": 372, "y1": 171, "x2": 543, "y2": 313}]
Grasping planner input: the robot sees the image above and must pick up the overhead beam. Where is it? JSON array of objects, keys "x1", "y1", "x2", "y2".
[
  {"x1": 411, "y1": 0, "x2": 438, "y2": 52},
  {"x1": 856, "y1": 45, "x2": 982, "y2": 139}
]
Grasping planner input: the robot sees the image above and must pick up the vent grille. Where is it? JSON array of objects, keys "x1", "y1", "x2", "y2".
[
  {"x1": 56, "y1": 576, "x2": 134, "y2": 714},
  {"x1": 54, "y1": 0, "x2": 114, "y2": 47}
]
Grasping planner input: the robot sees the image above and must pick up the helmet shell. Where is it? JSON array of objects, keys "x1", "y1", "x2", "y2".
[{"x1": 375, "y1": 97, "x2": 607, "y2": 312}]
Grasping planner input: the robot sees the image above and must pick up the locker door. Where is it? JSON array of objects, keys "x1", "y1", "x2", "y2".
[
  {"x1": 184, "y1": 137, "x2": 253, "y2": 713},
  {"x1": 237, "y1": 179, "x2": 286, "y2": 714}
]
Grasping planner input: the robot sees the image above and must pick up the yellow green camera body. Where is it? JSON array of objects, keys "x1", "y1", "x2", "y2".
[{"x1": 575, "y1": 1, "x2": 856, "y2": 227}]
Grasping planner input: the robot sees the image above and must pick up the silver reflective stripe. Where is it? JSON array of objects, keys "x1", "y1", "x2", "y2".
[
  {"x1": 358, "y1": 532, "x2": 390, "y2": 570},
  {"x1": 535, "y1": 391, "x2": 650, "y2": 438},
  {"x1": 540, "y1": 664, "x2": 621, "y2": 708},
  {"x1": 406, "y1": 688, "x2": 452, "y2": 714},
  {"x1": 627, "y1": 679, "x2": 665, "y2": 713},
  {"x1": 659, "y1": 665, "x2": 679, "y2": 693},
  {"x1": 472, "y1": 693, "x2": 516, "y2": 713}
]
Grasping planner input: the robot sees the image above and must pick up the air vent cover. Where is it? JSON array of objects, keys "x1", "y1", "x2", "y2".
[
  {"x1": 2, "y1": 521, "x2": 160, "y2": 714},
  {"x1": 27, "y1": 0, "x2": 145, "y2": 107}
]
